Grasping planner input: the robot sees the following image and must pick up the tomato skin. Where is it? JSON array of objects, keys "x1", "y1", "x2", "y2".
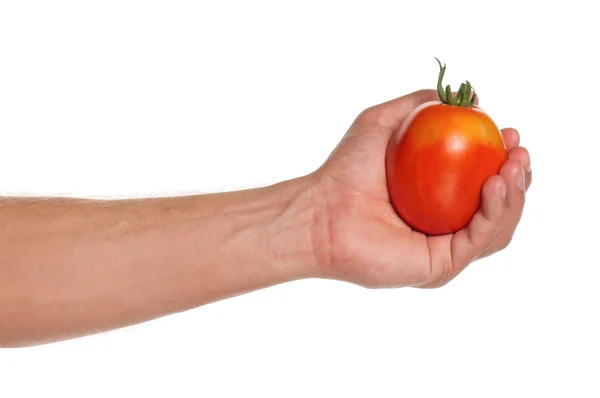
[{"x1": 385, "y1": 101, "x2": 508, "y2": 236}]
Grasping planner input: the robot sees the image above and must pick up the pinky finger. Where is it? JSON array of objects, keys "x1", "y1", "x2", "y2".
[
  {"x1": 450, "y1": 176, "x2": 506, "y2": 274},
  {"x1": 423, "y1": 176, "x2": 506, "y2": 288}
]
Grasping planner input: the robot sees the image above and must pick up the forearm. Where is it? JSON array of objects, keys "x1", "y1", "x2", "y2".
[{"x1": 0, "y1": 176, "x2": 321, "y2": 347}]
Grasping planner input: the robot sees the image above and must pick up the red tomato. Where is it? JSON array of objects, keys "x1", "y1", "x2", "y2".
[{"x1": 385, "y1": 59, "x2": 508, "y2": 236}]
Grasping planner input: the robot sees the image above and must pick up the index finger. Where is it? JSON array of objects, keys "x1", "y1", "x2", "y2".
[
  {"x1": 501, "y1": 128, "x2": 520, "y2": 151},
  {"x1": 353, "y1": 89, "x2": 439, "y2": 131}
]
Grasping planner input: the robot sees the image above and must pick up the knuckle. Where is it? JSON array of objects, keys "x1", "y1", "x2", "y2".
[
  {"x1": 355, "y1": 106, "x2": 377, "y2": 123},
  {"x1": 355, "y1": 106, "x2": 387, "y2": 127}
]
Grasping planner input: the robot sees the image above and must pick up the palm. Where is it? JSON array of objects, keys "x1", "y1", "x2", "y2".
[
  {"x1": 317, "y1": 122, "x2": 433, "y2": 288},
  {"x1": 314, "y1": 90, "x2": 531, "y2": 288}
]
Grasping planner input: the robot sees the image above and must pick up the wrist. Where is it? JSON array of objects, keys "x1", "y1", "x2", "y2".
[{"x1": 258, "y1": 174, "x2": 327, "y2": 281}]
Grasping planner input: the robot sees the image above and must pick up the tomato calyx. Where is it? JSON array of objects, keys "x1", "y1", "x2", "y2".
[{"x1": 434, "y1": 58, "x2": 477, "y2": 108}]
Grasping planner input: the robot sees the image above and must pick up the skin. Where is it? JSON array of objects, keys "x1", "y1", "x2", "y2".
[
  {"x1": 0, "y1": 89, "x2": 532, "y2": 348},
  {"x1": 386, "y1": 102, "x2": 508, "y2": 235}
]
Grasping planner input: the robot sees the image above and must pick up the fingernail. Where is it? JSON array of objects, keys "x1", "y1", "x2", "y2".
[{"x1": 516, "y1": 168, "x2": 525, "y2": 191}]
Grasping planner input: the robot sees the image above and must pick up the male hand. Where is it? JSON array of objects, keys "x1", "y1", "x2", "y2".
[{"x1": 311, "y1": 90, "x2": 532, "y2": 288}]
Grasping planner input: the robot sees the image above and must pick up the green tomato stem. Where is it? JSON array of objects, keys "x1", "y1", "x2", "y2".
[{"x1": 434, "y1": 58, "x2": 477, "y2": 108}]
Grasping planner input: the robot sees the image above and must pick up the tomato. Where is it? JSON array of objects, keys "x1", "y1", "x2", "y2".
[{"x1": 385, "y1": 59, "x2": 508, "y2": 236}]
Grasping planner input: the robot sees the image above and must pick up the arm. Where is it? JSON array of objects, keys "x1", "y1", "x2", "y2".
[
  {"x1": 0, "y1": 176, "x2": 322, "y2": 347},
  {"x1": 0, "y1": 89, "x2": 532, "y2": 348}
]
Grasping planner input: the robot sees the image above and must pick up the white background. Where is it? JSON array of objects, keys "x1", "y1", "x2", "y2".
[{"x1": 0, "y1": 1, "x2": 598, "y2": 397}]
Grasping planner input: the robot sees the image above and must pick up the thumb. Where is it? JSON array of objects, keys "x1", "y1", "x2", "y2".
[{"x1": 351, "y1": 89, "x2": 439, "y2": 134}]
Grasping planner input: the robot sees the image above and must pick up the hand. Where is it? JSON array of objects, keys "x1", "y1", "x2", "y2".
[{"x1": 311, "y1": 90, "x2": 532, "y2": 288}]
